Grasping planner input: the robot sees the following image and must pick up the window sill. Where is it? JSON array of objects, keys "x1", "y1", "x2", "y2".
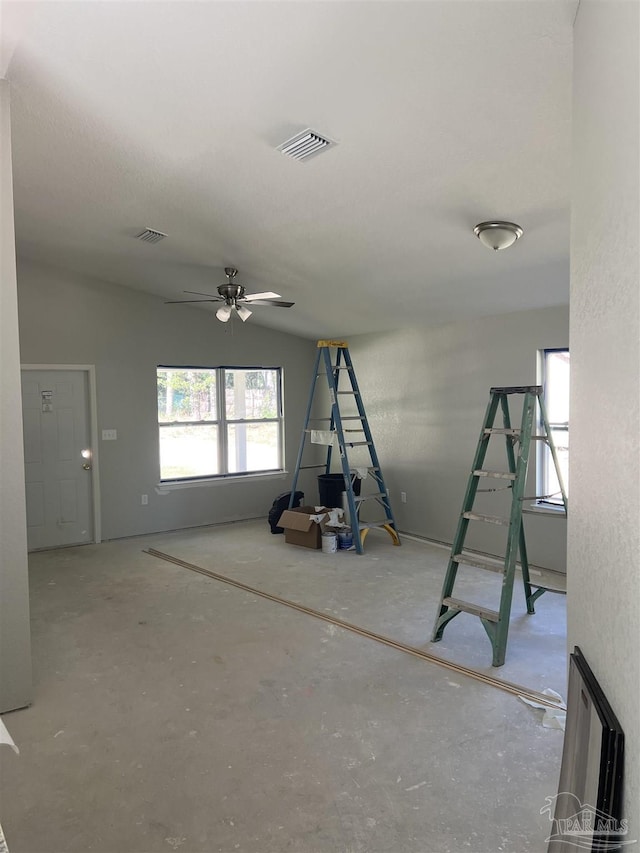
[
  {"x1": 524, "y1": 501, "x2": 567, "y2": 516},
  {"x1": 156, "y1": 470, "x2": 288, "y2": 493}
]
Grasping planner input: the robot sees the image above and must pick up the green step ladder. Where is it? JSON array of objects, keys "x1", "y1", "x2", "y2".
[
  {"x1": 431, "y1": 385, "x2": 568, "y2": 666},
  {"x1": 289, "y1": 340, "x2": 400, "y2": 554}
]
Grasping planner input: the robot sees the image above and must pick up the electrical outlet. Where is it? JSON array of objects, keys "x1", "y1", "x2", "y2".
[
  {"x1": 141, "y1": 494, "x2": 148, "y2": 505},
  {"x1": 400, "y1": 491, "x2": 407, "y2": 503},
  {"x1": 102, "y1": 429, "x2": 117, "y2": 440}
]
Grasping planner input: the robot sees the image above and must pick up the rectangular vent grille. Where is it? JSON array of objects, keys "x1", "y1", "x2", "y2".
[
  {"x1": 277, "y1": 129, "x2": 335, "y2": 162},
  {"x1": 135, "y1": 228, "x2": 167, "y2": 244}
]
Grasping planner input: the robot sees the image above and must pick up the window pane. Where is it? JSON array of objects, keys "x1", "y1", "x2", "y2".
[
  {"x1": 158, "y1": 369, "x2": 217, "y2": 422},
  {"x1": 545, "y1": 428, "x2": 569, "y2": 501},
  {"x1": 227, "y1": 423, "x2": 280, "y2": 473},
  {"x1": 541, "y1": 349, "x2": 570, "y2": 503},
  {"x1": 160, "y1": 425, "x2": 219, "y2": 479},
  {"x1": 225, "y1": 369, "x2": 279, "y2": 420},
  {"x1": 545, "y1": 351, "x2": 570, "y2": 424}
]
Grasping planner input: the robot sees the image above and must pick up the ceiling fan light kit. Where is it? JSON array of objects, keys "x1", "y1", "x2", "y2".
[
  {"x1": 166, "y1": 267, "x2": 294, "y2": 323},
  {"x1": 474, "y1": 221, "x2": 523, "y2": 251},
  {"x1": 216, "y1": 305, "x2": 233, "y2": 323}
]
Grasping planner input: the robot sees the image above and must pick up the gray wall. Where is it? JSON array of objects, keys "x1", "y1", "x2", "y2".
[
  {"x1": 348, "y1": 304, "x2": 569, "y2": 571},
  {"x1": 0, "y1": 80, "x2": 32, "y2": 712},
  {"x1": 569, "y1": 0, "x2": 639, "y2": 835},
  {"x1": 17, "y1": 259, "x2": 319, "y2": 541}
]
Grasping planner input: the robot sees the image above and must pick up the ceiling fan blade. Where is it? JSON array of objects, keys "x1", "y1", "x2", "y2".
[
  {"x1": 184, "y1": 290, "x2": 221, "y2": 298},
  {"x1": 244, "y1": 299, "x2": 295, "y2": 308},
  {"x1": 165, "y1": 298, "x2": 221, "y2": 304},
  {"x1": 243, "y1": 291, "x2": 281, "y2": 301}
]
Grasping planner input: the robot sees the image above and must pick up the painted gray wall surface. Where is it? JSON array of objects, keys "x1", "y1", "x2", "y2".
[
  {"x1": 348, "y1": 305, "x2": 569, "y2": 570},
  {"x1": 570, "y1": 0, "x2": 639, "y2": 836},
  {"x1": 0, "y1": 80, "x2": 32, "y2": 712},
  {"x1": 17, "y1": 259, "x2": 319, "y2": 540}
]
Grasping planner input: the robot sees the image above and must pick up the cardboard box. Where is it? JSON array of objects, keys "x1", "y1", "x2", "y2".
[{"x1": 277, "y1": 506, "x2": 332, "y2": 549}]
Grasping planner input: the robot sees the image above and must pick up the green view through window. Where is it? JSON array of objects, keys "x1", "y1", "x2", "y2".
[{"x1": 157, "y1": 366, "x2": 283, "y2": 481}]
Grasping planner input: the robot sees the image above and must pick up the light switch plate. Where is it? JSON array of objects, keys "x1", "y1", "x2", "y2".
[{"x1": 102, "y1": 429, "x2": 117, "y2": 440}]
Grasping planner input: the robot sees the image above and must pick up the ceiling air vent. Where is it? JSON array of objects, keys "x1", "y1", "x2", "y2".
[
  {"x1": 135, "y1": 228, "x2": 167, "y2": 244},
  {"x1": 277, "y1": 129, "x2": 335, "y2": 162}
]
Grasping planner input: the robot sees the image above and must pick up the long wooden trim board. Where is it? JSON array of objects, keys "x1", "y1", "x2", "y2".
[{"x1": 144, "y1": 548, "x2": 566, "y2": 711}]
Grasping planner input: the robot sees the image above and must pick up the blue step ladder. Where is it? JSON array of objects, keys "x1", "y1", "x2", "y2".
[{"x1": 289, "y1": 340, "x2": 400, "y2": 554}]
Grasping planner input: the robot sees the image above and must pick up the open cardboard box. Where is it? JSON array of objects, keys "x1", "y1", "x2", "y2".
[{"x1": 277, "y1": 505, "x2": 334, "y2": 549}]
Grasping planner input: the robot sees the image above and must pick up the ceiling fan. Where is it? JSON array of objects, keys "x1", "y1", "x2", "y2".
[{"x1": 165, "y1": 267, "x2": 294, "y2": 323}]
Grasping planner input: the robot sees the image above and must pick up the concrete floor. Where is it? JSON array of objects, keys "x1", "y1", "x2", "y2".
[{"x1": 0, "y1": 520, "x2": 568, "y2": 853}]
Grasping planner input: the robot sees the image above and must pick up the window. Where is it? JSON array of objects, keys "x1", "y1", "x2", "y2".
[
  {"x1": 157, "y1": 366, "x2": 283, "y2": 481},
  {"x1": 539, "y1": 349, "x2": 569, "y2": 505}
]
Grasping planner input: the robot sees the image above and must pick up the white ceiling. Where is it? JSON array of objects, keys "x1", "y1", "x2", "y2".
[{"x1": 2, "y1": 0, "x2": 576, "y2": 339}]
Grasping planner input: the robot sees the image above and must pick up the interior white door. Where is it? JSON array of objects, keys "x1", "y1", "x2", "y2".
[{"x1": 21, "y1": 369, "x2": 93, "y2": 550}]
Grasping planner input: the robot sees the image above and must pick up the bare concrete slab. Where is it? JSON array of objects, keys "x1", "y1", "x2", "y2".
[{"x1": 0, "y1": 521, "x2": 567, "y2": 853}]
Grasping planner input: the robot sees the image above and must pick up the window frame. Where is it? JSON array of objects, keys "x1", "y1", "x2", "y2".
[
  {"x1": 537, "y1": 348, "x2": 569, "y2": 508},
  {"x1": 157, "y1": 365, "x2": 284, "y2": 483}
]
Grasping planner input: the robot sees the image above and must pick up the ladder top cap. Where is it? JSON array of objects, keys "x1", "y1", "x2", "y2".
[
  {"x1": 489, "y1": 385, "x2": 542, "y2": 394},
  {"x1": 317, "y1": 339, "x2": 348, "y2": 348}
]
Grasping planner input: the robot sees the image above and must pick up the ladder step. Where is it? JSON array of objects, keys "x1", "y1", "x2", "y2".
[
  {"x1": 311, "y1": 416, "x2": 363, "y2": 422},
  {"x1": 490, "y1": 385, "x2": 542, "y2": 395},
  {"x1": 453, "y1": 553, "x2": 505, "y2": 573},
  {"x1": 354, "y1": 492, "x2": 388, "y2": 503},
  {"x1": 356, "y1": 520, "x2": 394, "y2": 531},
  {"x1": 344, "y1": 441, "x2": 372, "y2": 447},
  {"x1": 483, "y1": 428, "x2": 521, "y2": 436},
  {"x1": 337, "y1": 391, "x2": 359, "y2": 395},
  {"x1": 473, "y1": 470, "x2": 517, "y2": 480},
  {"x1": 442, "y1": 597, "x2": 500, "y2": 622},
  {"x1": 463, "y1": 511, "x2": 510, "y2": 526}
]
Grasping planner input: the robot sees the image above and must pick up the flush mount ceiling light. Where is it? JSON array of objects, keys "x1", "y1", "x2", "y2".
[{"x1": 474, "y1": 221, "x2": 523, "y2": 251}]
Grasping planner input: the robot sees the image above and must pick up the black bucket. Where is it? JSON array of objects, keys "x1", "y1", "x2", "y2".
[{"x1": 317, "y1": 473, "x2": 361, "y2": 507}]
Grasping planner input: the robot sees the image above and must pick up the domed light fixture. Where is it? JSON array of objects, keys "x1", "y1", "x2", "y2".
[{"x1": 474, "y1": 221, "x2": 523, "y2": 251}]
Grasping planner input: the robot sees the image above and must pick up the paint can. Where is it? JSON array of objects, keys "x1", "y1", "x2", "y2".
[
  {"x1": 337, "y1": 529, "x2": 353, "y2": 550},
  {"x1": 321, "y1": 532, "x2": 338, "y2": 554}
]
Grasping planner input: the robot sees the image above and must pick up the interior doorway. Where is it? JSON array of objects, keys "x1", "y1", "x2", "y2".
[{"x1": 21, "y1": 365, "x2": 100, "y2": 550}]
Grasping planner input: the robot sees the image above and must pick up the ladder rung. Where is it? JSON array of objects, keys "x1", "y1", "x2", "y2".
[
  {"x1": 356, "y1": 521, "x2": 393, "y2": 531},
  {"x1": 490, "y1": 385, "x2": 541, "y2": 395},
  {"x1": 344, "y1": 441, "x2": 372, "y2": 447},
  {"x1": 453, "y1": 553, "x2": 505, "y2": 574},
  {"x1": 330, "y1": 366, "x2": 353, "y2": 370},
  {"x1": 463, "y1": 511, "x2": 510, "y2": 526},
  {"x1": 473, "y1": 470, "x2": 517, "y2": 480},
  {"x1": 354, "y1": 492, "x2": 387, "y2": 503},
  {"x1": 442, "y1": 597, "x2": 500, "y2": 622},
  {"x1": 483, "y1": 428, "x2": 521, "y2": 436},
  {"x1": 311, "y1": 416, "x2": 363, "y2": 422},
  {"x1": 299, "y1": 464, "x2": 328, "y2": 470},
  {"x1": 337, "y1": 391, "x2": 359, "y2": 395}
]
